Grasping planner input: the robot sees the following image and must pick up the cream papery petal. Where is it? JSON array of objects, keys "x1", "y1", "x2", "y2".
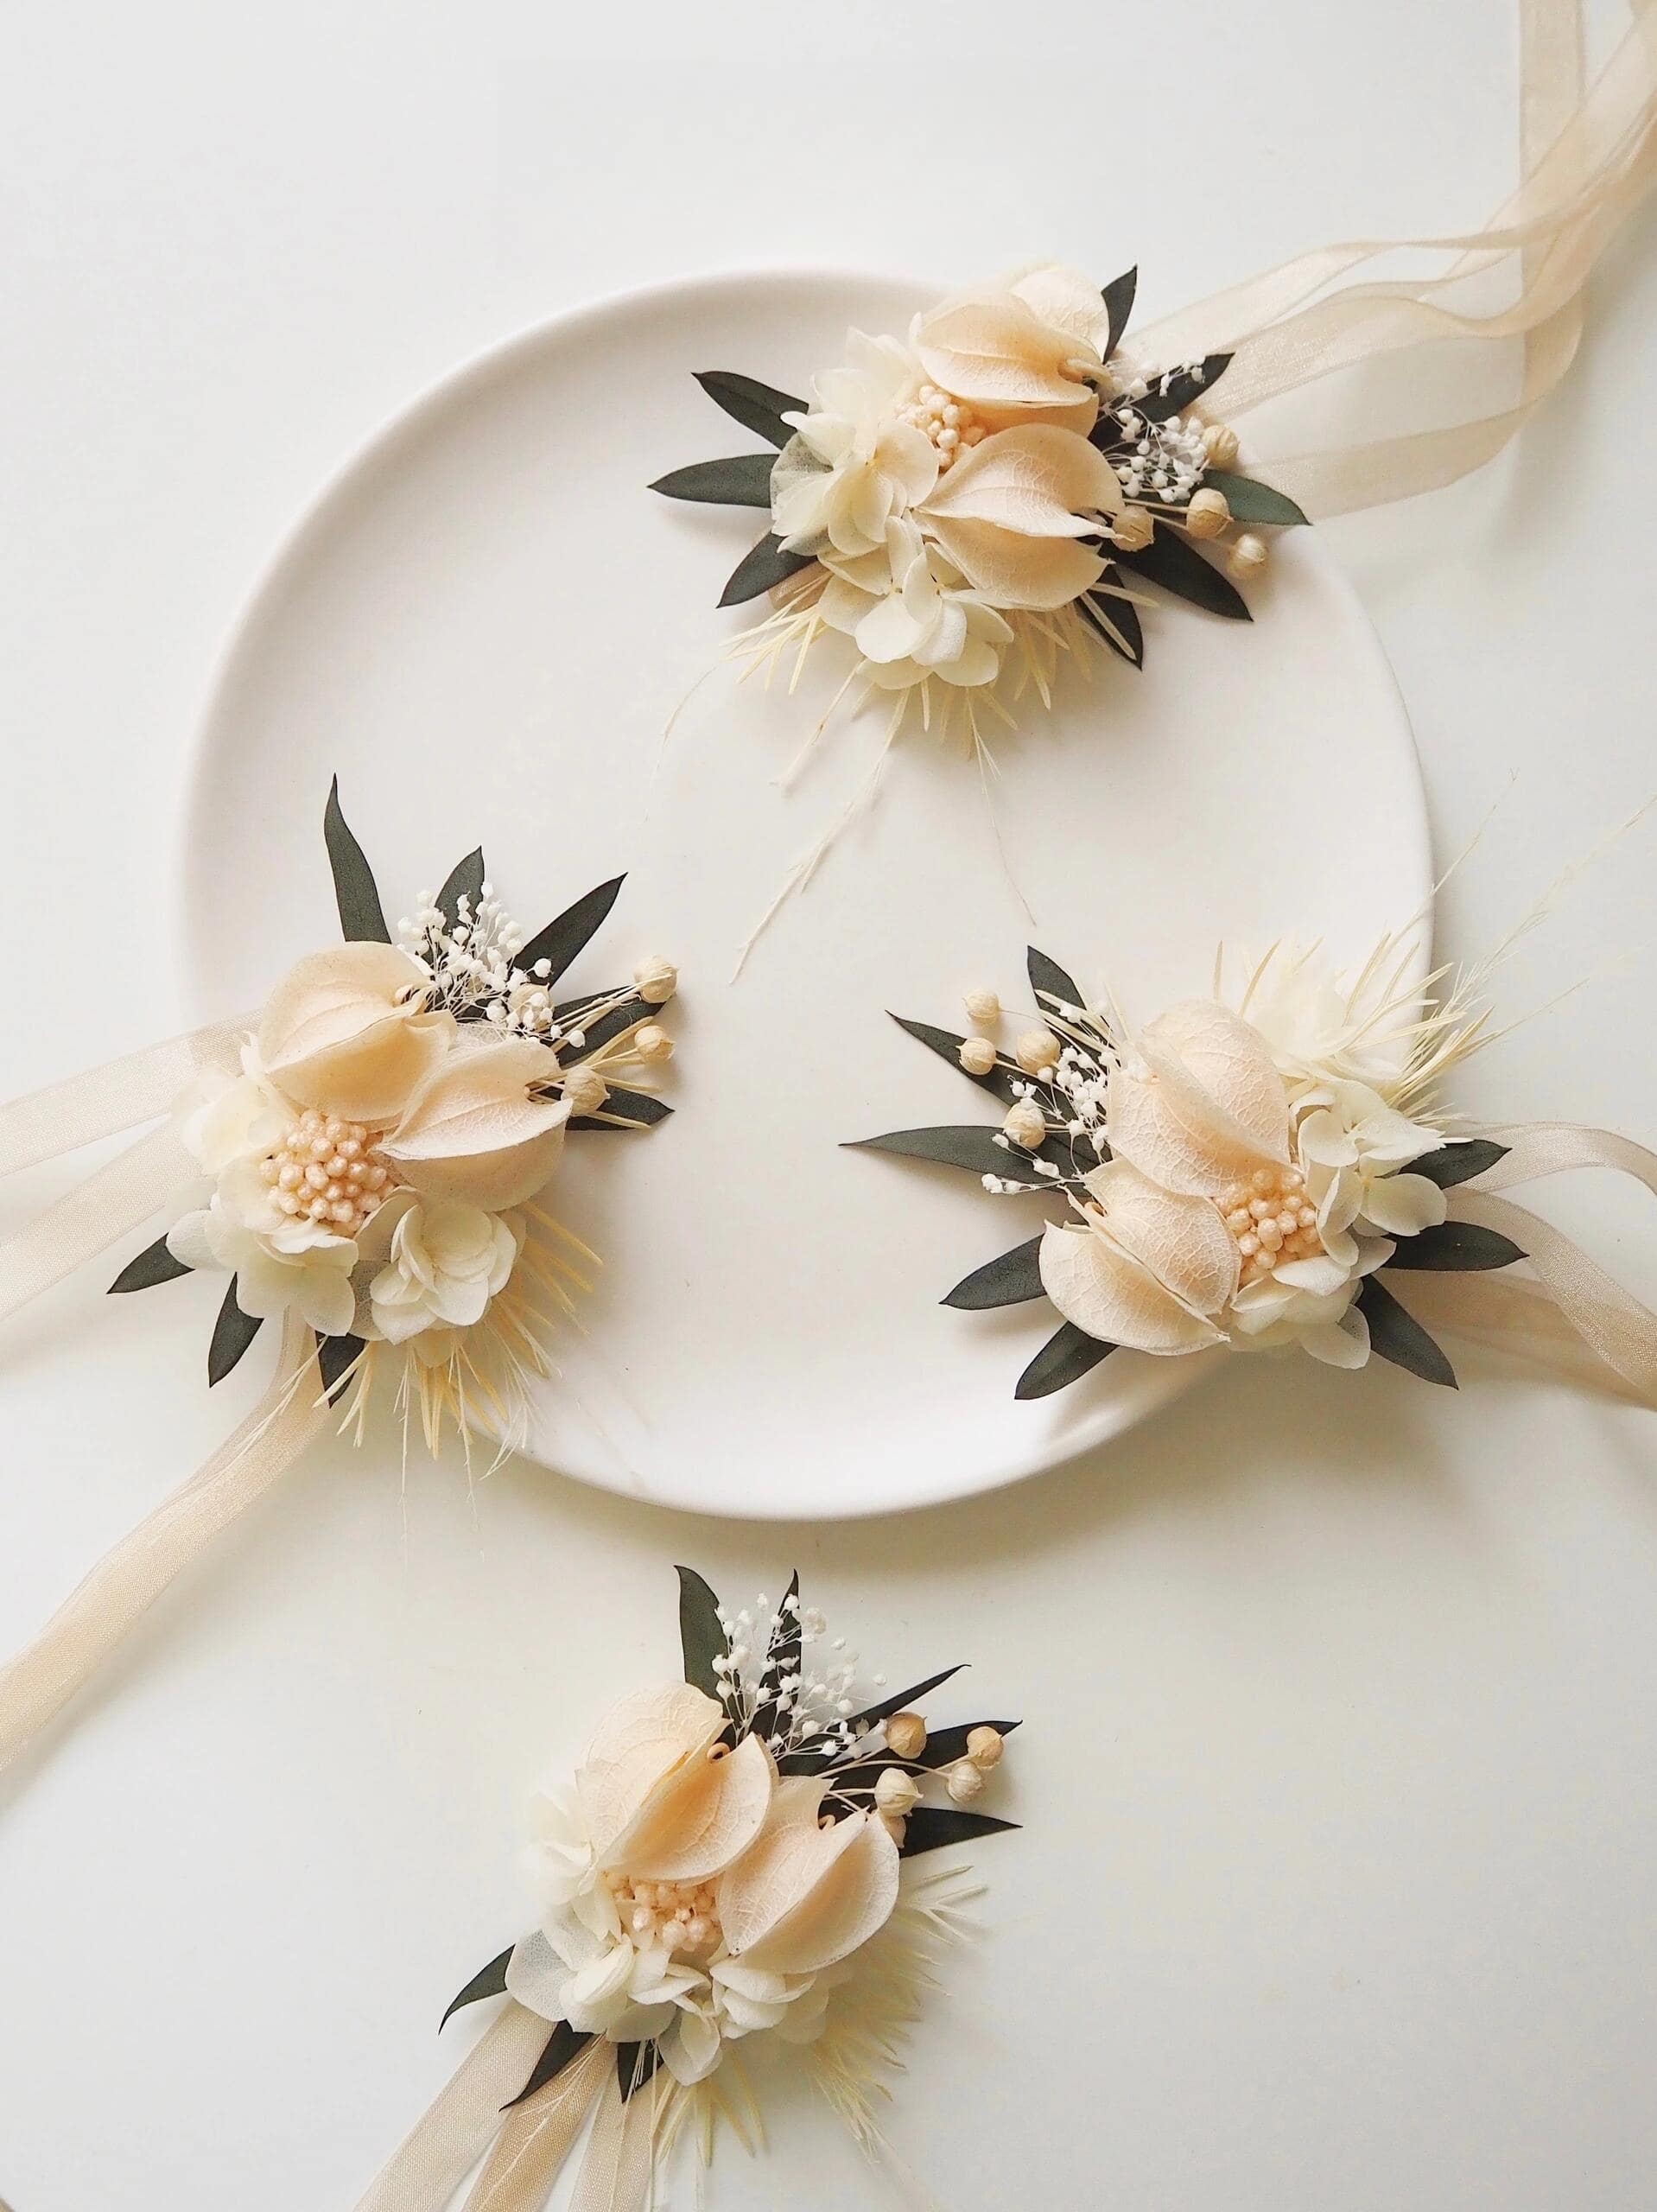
[
  {"x1": 1300, "y1": 1306, "x2": 1372, "y2": 1369},
  {"x1": 1353, "y1": 1098, "x2": 1443, "y2": 1170},
  {"x1": 920, "y1": 593, "x2": 968, "y2": 671},
  {"x1": 1359, "y1": 1171, "x2": 1448, "y2": 1237},
  {"x1": 257, "y1": 944, "x2": 451, "y2": 1123},
  {"x1": 875, "y1": 420, "x2": 942, "y2": 506},
  {"x1": 1082, "y1": 1159, "x2": 1239, "y2": 1318},
  {"x1": 576, "y1": 1683, "x2": 727, "y2": 1865},
  {"x1": 381, "y1": 1036, "x2": 571, "y2": 1211},
  {"x1": 854, "y1": 582, "x2": 927, "y2": 665},
  {"x1": 914, "y1": 296, "x2": 1096, "y2": 413},
  {"x1": 816, "y1": 575, "x2": 874, "y2": 635},
  {"x1": 1039, "y1": 1219, "x2": 1225, "y2": 1356},
  {"x1": 920, "y1": 425, "x2": 1121, "y2": 537},
  {"x1": 719, "y1": 1783, "x2": 900, "y2": 1976},
  {"x1": 1297, "y1": 1104, "x2": 1359, "y2": 1170},
  {"x1": 1008, "y1": 264, "x2": 1112, "y2": 354},
  {"x1": 660, "y1": 2009, "x2": 724, "y2": 2086},
  {"x1": 504, "y1": 1928, "x2": 575, "y2": 2023},
  {"x1": 921, "y1": 516, "x2": 1107, "y2": 612},
  {"x1": 932, "y1": 632, "x2": 1002, "y2": 688},
  {"x1": 1108, "y1": 1005, "x2": 1290, "y2": 1198},
  {"x1": 165, "y1": 1209, "x2": 218, "y2": 1272},
  {"x1": 1148, "y1": 1003, "x2": 1290, "y2": 1160},
  {"x1": 622, "y1": 1732, "x2": 775, "y2": 1885},
  {"x1": 1271, "y1": 1251, "x2": 1357, "y2": 1299}
]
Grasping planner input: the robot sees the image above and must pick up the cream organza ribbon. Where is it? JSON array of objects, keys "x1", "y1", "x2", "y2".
[
  {"x1": 1137, "y1": 0, "x2": 1657, "y2": 517},
  {"x1": 0, "y1": 1020, "x2": 338, "y2": 1775},
  {"x1": 352, "y1": 2015, "x2": 655, "y2": 2212},
  {"x1": 1391, "y1": 1124, "x2": 1657, "y2": 1406}
]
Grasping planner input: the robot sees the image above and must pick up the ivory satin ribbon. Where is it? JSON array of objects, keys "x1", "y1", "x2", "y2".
[
  {"x1": 352, "y1": 2018, "x2": 652, "y2": 2212},
  {"x1": 1137, "y1": 0, "x2": 1657, "y2": 516}
]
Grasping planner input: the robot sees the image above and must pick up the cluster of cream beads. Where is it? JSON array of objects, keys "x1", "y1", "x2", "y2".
[
  {"x1": 900, "y1": 385, "x2": 988, "y2": 471},
  {"x1": 1217, "y1": 1165, "x2": 1321, "y2": 1286},
  {"x1": 259, "y1": 1110, "x2": 396, "y2": 1233},
  {"x1": 605, "y1": 1871, "x2": 721, "y2": 1957}
]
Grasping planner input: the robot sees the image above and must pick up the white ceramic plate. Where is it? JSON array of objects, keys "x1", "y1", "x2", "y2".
[{"x1": 180, "y1": 269, "x2": 1430, "y2": 1520}]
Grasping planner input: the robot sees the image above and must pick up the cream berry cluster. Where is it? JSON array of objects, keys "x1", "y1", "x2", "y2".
[
  {"x1": 604, "y1": 1870, "x2": 721, "y2": 1958},
  {"x1": 1217, "y1": 1165, "x2": 1322, "y2": 1287},
  {"x1": 258, "y1": 1109, "x2": 397, "y2": 1235},
  {"x1": 898, "y1": 383, "x2": 988, "y2": 471}
]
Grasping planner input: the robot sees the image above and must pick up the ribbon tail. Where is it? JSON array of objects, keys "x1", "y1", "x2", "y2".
[
  {"x1": 0, "y1": 1122, "x2": 194, "y2": 1326},
  {"x1": 461, "y1": 2038, "x2": 609, "y2": 2212},
  {"x1": 352, "y1": 2003, "x2": 556, "y2": 2212},
  {"x1": 568, "y1": 2074, "x2": 657, "y2": 2212},
  {"x1": 0, "y1": 1314, "x2": 328, "y2": 1773},
  {"x1": 0, "y1": 1020, "x2": 248, "y2": 1174}
]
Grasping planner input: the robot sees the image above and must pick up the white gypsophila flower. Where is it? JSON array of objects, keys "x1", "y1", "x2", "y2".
[
  {"x1": 771, "y1": 331, "x2": 940, "y2": 558},
  {"x1": 166, "y1": 1154, "x2": 360, "y2": 1337},
  {"x1": 362, "y1": 1192, "x2": 522, "y2": 1346},
  {"x1": 818, "y1": 518, "x2": 1013, "y2": 690}
]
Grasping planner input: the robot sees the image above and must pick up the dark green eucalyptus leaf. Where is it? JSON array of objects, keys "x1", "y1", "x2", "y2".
[
  {"x1": 1384, "y1": 1222, "x2": 1525, "y2": 1272},
  {"x1": 1202, "y1": 469, "x2": 1309, "y2": 527},
  {"x1": 943, "y1": 1236, "x2": 1044, "y2": 1311},
  {"x1": 517, "y1": 878, "x2": 625, "y2": 987},
  {"x1": 323, "y1": 776, "x2": 391, "y2": 944},
  {"x1": 890, "y1": 1014, "x2": 1020, "y2": 1105},
  {"x1": 694, "y1": 369, "x2": 803, "y2": 448},
  {"x1": 899, "y1": 1808, "x2": 1020, "y2": 1858},
  {"x1": 847, "y1": 1127, "x2": 1048, "y2": 1183},
  {"x1": 441, "y1": 1947, "x2": 512, "y2": 2031},
  {"x1": 109, "y1": 1235, "x2": 192, "y2": 1295},
  {"x1": 676, "y1": 1565, "x2": 728, "y2": 1696},
  {"x1": 847, "y1": 1666, "x2": 964, "y2": 1734},
  {"x1": 207, "y1": 1280, "x2": 263, "y2": 1387},
  {"x1": 1027, "y1": 948, "x2": 1086, "y2": 1019},
  {"x1": 503, "y1": 2020, "x2": 590, "y2": 2110},
  {"x1": 1101, "y1": 266, "x2": 1138, "y2": 359},
  {"x1": 1014, "y1": 1321, "x2": 1115, "y2": 1401},
  {"x1": 569, "y1": 1085, "x2": 671, "y2": 1132},
  {"x1": 1136, "y1": 352, "x2": 1233, "y2": 422},
  {"x1": 719, "y1": 532, "x2": 815, "y2": 607},
  {"x1": 1408, "y1": 1138, "x2": 1508, "y2": 1189},
  {"x1": 1116, "y1": 531, "x2": 1250, "y2": 620},
  {"x1": 1357, "y1": 1275, "x2": 1457, "y2": 1388},
  {"x1": 616, "y1": 2039, "x2": 663, "y2": 2101},
  {"x1": 1080, "y1": 588, "x2": 1144, "y2": 666},
  {"x1": 436, "y1": 847, "x2": 486, "y2": 930},
  {"x1": 317, "y1": 1331, "x2": 366, "y2": 1404},
  {"x1": 649, "y1": 454, "x2": 775, "y2": 507}
]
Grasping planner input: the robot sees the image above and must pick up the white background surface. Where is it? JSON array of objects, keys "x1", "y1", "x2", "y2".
[{"x1": 1, "y1": 4, "x2": 1654, "y2": 2208}]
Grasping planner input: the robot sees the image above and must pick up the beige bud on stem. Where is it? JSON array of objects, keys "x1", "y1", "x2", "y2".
[
  {"x1": 967, "y1": 1726, "x2": 1005, "y2": 1770},
  {"x1": 562, "y1": 1065, "x2": 609, "y2": 1116},
  {"x1": 1184, "y1": 486, "x2": 1230, "y2": 539},
  {"x1": 633, "y1": 1023, "x2": 674, "y2": 1063},
  {"x1": 1227, "y1": 532, "x2": 1268, "y2": 581},
  {"x1": 1110, "y1": 505, "x2": 1156, "y2": 553},
  {"x1": 1202, "y1": 421, "x2": 1241, "y2": 467},
  {"x1": 1014, "y1": 1027, "x2": 1060, "y2": 1077},
  {"x1": 958, "y1": 1035, "x2": 999, "y2": 1077},
  {"x1": 1003, "y1": 1099, "x2": 1047, "y2": 1152},
  {"x1": 885, "y1": 1711, "x2": 927, "y2": 1761},
  {"x1": 963, "y1": 988, "x2": 1000, "y2": 1028},
  {"x1": 945, "y1": 1758, "x2": 986, "y2": 1806},
  {"x1": 633, "y1": 955, "x2": 678, "y2": 1006},
  {"x1": 874, "y1": 1767, "x2": 922, "y2": 1817}
]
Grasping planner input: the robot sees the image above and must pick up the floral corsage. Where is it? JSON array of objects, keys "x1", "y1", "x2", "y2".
[
  {"x1": 0, "y1": 782, "x2": 677, "y2": 1769},
  {"x1": 353, "y1": 1567, "x2": 1017, "y2": 2211},
  {"x1": 854, "y1": 938, "x2": 1657, "y2": 1406},
  {"x1": 653, "y1": 263, "x2": 1304, "y2": 755}
]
